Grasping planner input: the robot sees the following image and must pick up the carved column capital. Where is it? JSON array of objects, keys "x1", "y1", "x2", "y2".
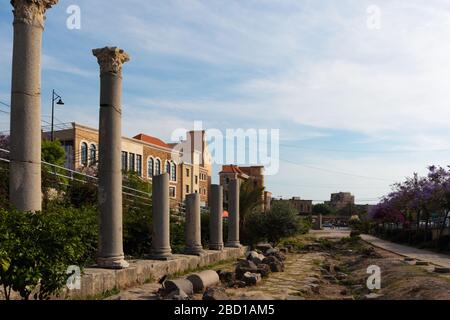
[
  {"x1": 92, "y1": 47, "x2": 130, "y2": 75},
  {"x1": 11, "y1": 0, "x2": 58, "y2": 28}
]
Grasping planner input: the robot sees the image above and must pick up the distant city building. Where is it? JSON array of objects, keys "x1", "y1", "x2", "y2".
[
  {"x1": 219, "y1": 165, "x2": 270, "y2": 212},
  {"x1": 49, "y1": 122, "x2": 212, "y2": 207},
  {"x1": 272, "y1": 197, "x2": 313, "y2": 216},
  {"x1": 326, "y1": 192, "x2": 355, "y2": 211}
]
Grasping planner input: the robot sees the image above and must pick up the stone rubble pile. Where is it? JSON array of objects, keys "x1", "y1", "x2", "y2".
[{"x1": 157, "y1": 243, "x2": 292, "y2": 300}]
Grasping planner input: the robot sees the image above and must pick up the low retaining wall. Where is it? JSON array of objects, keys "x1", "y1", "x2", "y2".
[{"x1": 65, "y1": 247, "x2": 247, "y2": 299}]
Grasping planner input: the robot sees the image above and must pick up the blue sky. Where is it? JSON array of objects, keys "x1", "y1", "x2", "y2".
[{"x1": 2, "y1": 0, "x2": 450, "y2": 203}]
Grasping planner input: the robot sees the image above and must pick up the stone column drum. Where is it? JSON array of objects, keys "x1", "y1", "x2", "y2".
[
  {"x1": 150, "y1": 173, "x2": 172, "y2": 260},
  {"x1": 226, "y1": 179, "x2": 241, "y2": 248},
  {"x1": 93, "y1": 46, "x2": 130, "y2": 269},
  {"x1": 209, "y1": 185, "x2": 224, "y2": 250},
  {"x1": 9, "y1": 0, "x2": 59, "y2": 212},
  {"x1": 185, "y1": 193, "x2": 204, "y2": 255}
]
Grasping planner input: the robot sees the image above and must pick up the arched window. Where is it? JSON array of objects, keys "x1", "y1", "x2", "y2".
[
  {"x1": 81, "y1": 142, "x2": 88, "y2": 166},
  {"x1": 166, "y1": 161, "x2": 171, "y2": 176},
  {"x1": 89, "y1": 144, "x2": 96, "y2": 166},
  {"x1": 155, "y1": 159, "x2": 161, "y2": 175},
  {"x1": 147, "y1": 157, "x2": 154, "y2": 178},
  {"x1": 171, "y1": 162, "x2": 177, "y2": 181}
]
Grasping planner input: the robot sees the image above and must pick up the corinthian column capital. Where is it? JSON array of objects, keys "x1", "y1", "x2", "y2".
[
  {"x1": 92, "y1": 47, "x2": 130, "y2": 75},
  {"x1": 11, "y1": 0, "x2": 59, "y2": 28}
]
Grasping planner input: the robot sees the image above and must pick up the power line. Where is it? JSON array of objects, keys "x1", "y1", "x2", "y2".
[
  {"x1": 280, "y1": 143, "x2": 450, "y2": 154},
  {"x1": 280, "y1": 158, "x2": 392, "y2": 182}
]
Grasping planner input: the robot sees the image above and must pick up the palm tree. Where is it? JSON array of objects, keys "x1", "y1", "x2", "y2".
[{"x1": 239, "y1": 180, "x2": 265, "y2": 230}]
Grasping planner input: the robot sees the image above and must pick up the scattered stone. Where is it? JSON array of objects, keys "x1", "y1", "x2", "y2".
[
  {"x1": 262, "y1": 256, "x2": 285, "y2": 272},
  {"x1": 285, "y1": 244, "x2": 294, "y2": 252},
  {"x1": 166, "y1": 288, "x2": 189, "y2": 300},
  {"x1": 237, "y1": 259, "x2": 257, "y2": 269},
  {"x1": 233, "y1": 280, "x2": 247, "y2": 288},
  {"x1": 279, "y1": 247, "x2": 288, "y2": 254},
  {"x1": 309, "y1": 283, "x2": 320, "y2": 294},
  {"x1": 340, "y1": 289, "x2": 348, "y2": 295},
  {"x1": 434, "y1": 267, "x2": 450, "y2": 274},
  {"x1": 218, "y1": 271, "x2": 235, "y2": 284},
  {"x1": 203, "y1": 287, "x2": 229, "y2": 301},
  {"x1": 342, "y1": 296, "x2": 355, "y2": 301},
  {"x1": 247, "y1": 251, "x2": 266, "y2": 265},
  {"x1": 351, "y1": 285, "x2": 364, "y2": 291},
  {"x1": 304, "y1": 277, "x2": 320, "y2": 284},
  {"x1": 404, "y1": 257, "x2": 415, "y2": 262},
  {"x1": 364, "y1": 293, "x2": 384, "y2": 300},
  {"x1": 242, "y1": 272, "x2": 262, "y2": 286},
  {"x1": 256, "y1": 264, "x2": 271, "y2": 278},
  {"x1": 163, "y1": 279, "x2": 194, "y2": 296},
  {"x1": 256, "y1": 243, "x2": 273, "y2": 252},
  {"x1": 415, "y1": 261, "x2": 429, "y2": 266},
  {"x1": 322, "y1": 274, "x2": 337, "y2": 282},
  {"x1": 336, "y1": 272, "x2": 348, "y2": 280},
  {"x1": 187, "y1": 270, "x2": 220, "y2": 293}
]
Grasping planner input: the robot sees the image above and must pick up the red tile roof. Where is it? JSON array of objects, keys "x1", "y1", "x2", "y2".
[
  {"x1": 220, "y1": 164, "x2": 245, "y2": 175},
  {"x1": 133, "y1": 134, "x2": 169, "y2": 149}
]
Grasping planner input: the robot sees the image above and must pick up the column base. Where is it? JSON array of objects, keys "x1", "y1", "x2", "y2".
[
  {"x1": 148, "y1": 248, "x2": 173, "y2": 261},
  {"x1": 97, "y1": 256, "x2": 129, "y2": 269},
  {"x1": 209, "y1": 244, "x2": 224, "y2": 251},
  {"x1": 185, "y1": 246, "x2": 206, "y2": 256},
  {"x1": 225, "y1": 241, "x2": 241, "y2": 248}
]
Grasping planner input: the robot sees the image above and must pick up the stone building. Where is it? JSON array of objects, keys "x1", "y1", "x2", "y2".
[
  {"x1": 271, "y1": 197, "x2": 313, "y2": 216},
  {"x1": 326, "y1": 192, "x2": 355, "y2": 211},
  {"x1": 50, "y1": 122, "x2": 212, "y2": 207},
  {"x1": 219, "y1": 165, "x2": 271, "y2": 212}
]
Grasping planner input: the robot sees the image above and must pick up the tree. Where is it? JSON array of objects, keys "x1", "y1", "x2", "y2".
[
  {"x1": 239, "y1": 180, "x2": 264, "y2": 229},
  {"x1": 312, "y1": 203, "x2": 333, "y2": 216}
]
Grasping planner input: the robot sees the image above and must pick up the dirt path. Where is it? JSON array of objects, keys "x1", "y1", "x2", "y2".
[{"x1": 108, "y1": 232, "x2": 450, "y2": 300}]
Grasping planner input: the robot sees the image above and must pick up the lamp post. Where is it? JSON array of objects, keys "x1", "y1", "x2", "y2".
[{"x1": 51, "y1": 89, "x2": 64, "y2": 141}]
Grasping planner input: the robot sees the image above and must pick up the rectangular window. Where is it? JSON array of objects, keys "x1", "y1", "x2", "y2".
[
  {"x1": 129, "y1": 153, "x2": 135, "y2": 172},
  {"x1": 195, "y1": 175, "x2": 198, "y2": 184},
  {"x1": 121, "y1": 151, "x2": 128, "y2": 171},
  {"x1": 186, "y1": 185, "x2": 190, "y2": 194},
  {"x1": 169, "y1": 187, "x2": 176, "y2": 198},
  {"x1": 136, "y1": 155, "x2": 142, "y2": 176},
  {"x1": 186, "y1": 168, "x2": 190, "y2": 177}
]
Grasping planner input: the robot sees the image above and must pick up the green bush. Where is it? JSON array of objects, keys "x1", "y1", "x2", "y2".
[
  {"x1": 170, "y1": 215, "x2": 185, "y2": 254},
  {"x1": 242, "y1": 202, "x2": 310, "y2": 246},
  {"x1": 0, "y1": 205, "x2": 97, "y2": 300}
]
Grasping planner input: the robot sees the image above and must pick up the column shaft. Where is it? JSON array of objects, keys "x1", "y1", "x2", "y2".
[
  {"x1": 9, "y1": 0, "x2": 59, "y2": 212},
  {"x1": 93, "y1": 47, "x2": 130, "y2": 269},
  {"x1": 226, "y1": 179, "x2": 241, "y2": 247},
  {"x1": 209, "y1": 185, "x2": 224, "y2": 250},
  {"x1": 185, "y1": 193, "x2": 204, "y2": 255},
  {"x1": 150, "y1": 173, "x2": 172, "y2": 260}
]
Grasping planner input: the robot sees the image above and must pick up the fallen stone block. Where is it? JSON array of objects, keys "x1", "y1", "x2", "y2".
[
  {"x1": 218, "y1": 271, "x2": 235, "y2": 284},
  {"x1": 434, "y1": 267, "x2": 450, "y2": 274},
  {"x1": 187, "y1": 270, "x2": 220, "y2": 293},
  {"x1": 203, "y1": 287, "x2": 229, "y2": 301},
  {"x1": 256, "y1": 264, "x2": 271, "y2": 278},
  {"x1": 166, "y1": 288, "x2": 189, "y2": 300},
  {"x1": 163, "y1": 278, "x2": 194, "y2": 296},
  {"x1": 415, "y1": 261, "x2": 429, "y2": 266},
  {"x1": 255, "y1": 243, "x2": 273, "y2": 252},
  {"x1": 242, "y1": 272, "x2": 262, "y2": 286}
]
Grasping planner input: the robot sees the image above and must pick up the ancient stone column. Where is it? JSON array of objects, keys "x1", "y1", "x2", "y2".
[
  {"x1": 226, "y1": 179, "x2": 241, "y2": 248},
  {"x1": 209, "y1": 185, "x2": 224, "y2": 250},
  {"x1": 150, "y1": 173, "x2": 172, "y2": 260},
  {"x1": 93, "y1": 46, "x2": 130, "y2": 269},
  {"x1": 185, "y1": 193, "x2": 204, "y2": 255},
  {"x1": 9, "y1": 0, "x2": 59, "y2": 212}
]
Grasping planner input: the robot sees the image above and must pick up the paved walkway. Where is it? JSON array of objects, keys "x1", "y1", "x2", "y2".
[{"x1": 361, "y1": 235, "x2": 450, "y2": 269}]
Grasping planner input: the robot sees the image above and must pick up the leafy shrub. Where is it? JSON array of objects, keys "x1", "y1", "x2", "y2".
[
  {"x1": 170, "y1": 215, "x2": 185, "y2": 254},
  {"x1": 242, "y1": 202, "x2": 310, "y2": 246},
  {"x1": 0, "y1": 205, "x2": 97, "y2": 300}
]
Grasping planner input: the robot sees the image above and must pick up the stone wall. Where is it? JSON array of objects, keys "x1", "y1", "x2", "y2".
[{"x1": 64, "y1": 247, "x2": 247, "y2": 299}]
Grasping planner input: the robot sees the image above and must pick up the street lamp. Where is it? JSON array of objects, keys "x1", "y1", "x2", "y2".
[{"x1": 51, "y1": 89, "x2": 64, "y2": 141}]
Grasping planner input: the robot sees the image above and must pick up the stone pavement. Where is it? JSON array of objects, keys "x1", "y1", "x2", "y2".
[{"x1": 361, "y1": 235, "x2": 450, "y2": 269}]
